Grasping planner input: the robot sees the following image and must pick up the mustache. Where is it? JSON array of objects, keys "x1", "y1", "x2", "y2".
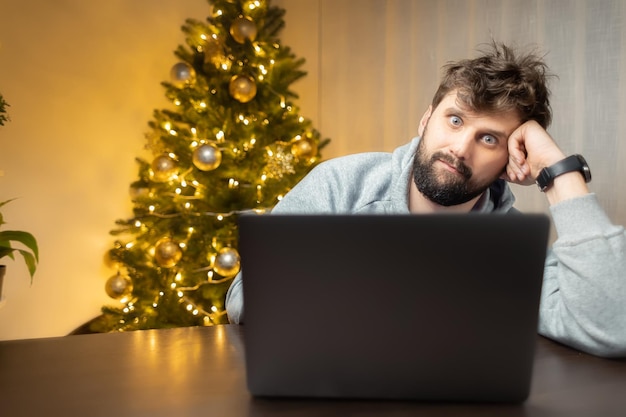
[{"x1": 432, "y1": 152, "x2": 472, "y2": 179}]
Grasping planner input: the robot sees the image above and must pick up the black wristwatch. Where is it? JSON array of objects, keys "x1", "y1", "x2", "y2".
[{"x1": 535, "y1": 154, "x2": 592, "y2": 192}]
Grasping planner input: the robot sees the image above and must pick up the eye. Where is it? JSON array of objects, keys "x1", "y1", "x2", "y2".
[
  {"x1": 449, "y1": 115, "x2": 462, "y2": 127},
  {"x1": 481, "y1": 135, "x2": 498, "y2": 145}
]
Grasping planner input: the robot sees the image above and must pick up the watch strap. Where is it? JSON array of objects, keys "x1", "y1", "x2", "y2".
[{"x1": 536, "y1": 154, "x2": 591, "y2": 191}]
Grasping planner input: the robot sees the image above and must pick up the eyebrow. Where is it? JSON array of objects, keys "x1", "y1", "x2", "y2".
[{"x1": 443, "y1": 106, "x2": 510, "y2": 141}]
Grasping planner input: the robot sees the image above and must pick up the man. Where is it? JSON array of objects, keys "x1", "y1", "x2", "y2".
[{"x1": 225, "y1": 42, "x2": 626, "y2": 358}]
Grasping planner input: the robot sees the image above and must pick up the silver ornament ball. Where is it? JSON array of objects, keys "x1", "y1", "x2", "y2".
[
  {"x1": 213, "y1": 247, "x2": 241, "y2": 277},
  {"x1": 170, "y1": 62, "x2": 196, "y2": 86},
  {"x1": 193, "y1": 144, "x2": 222, "y2": 171}
]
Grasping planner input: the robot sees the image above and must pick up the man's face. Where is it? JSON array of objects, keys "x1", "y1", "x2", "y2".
[{"x1": 413, "y1": 91, "x2": 521, "y2": 206}]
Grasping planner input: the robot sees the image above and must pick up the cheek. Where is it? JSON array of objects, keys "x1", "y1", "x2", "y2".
[{"x1": 475, "y1": 152, "x2": 509, "y2": 178}]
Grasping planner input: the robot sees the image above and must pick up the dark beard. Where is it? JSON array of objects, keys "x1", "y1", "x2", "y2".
[{"x1": 412, "y1": 137, "x2": 491, "y2": 207}]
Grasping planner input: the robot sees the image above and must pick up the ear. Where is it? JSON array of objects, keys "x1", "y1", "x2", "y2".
[{"x1": 417, "y1": 105, "x2": 433, "y2": 137}]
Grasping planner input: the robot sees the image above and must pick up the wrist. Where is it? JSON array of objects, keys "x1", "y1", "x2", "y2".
[
  {"x1": 544, "y1": 171, "x2": 591, "y2": 205},
  {"x1": 535, "y1": 154, "x2": 591, "y2": 192}
]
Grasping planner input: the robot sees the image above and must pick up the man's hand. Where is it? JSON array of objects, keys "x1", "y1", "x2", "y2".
[
  {"x1": 502, "y1": 120, "x2": 566, "y2": 185},
  {"x1": 502, "y1": 120, "x2": 590, "y2": 204}
]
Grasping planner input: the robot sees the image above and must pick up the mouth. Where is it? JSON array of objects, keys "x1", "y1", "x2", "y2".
[{"x1": 434, "y1": 155, "x2": 471, "y2": 179}]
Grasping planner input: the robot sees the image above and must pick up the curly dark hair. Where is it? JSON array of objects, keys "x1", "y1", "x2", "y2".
[{"x1": 431, "y1": 42, "x2": 553, "y2": 128}]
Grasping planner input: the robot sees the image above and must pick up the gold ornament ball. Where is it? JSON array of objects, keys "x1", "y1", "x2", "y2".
[
  {"x1": 229, "y1": 75, "x2": 257, "y2": 103},
  {"x1": 151, "y1": 154, "x2": 177, "y2": 182},
  {"x1": 105, "y1": 273, "x2": 133, "y2": 300},
  {"x1": 213, "y1": 247, "x2": 241, "y2": 277},
  {"x1": 155, "y1": 237, "x2": 183, "y2": 268},
  {"x1": 170, "y1": 62, "x2": 196, "y2": 87},
  {"x1": 193, "y1": 143, "x2": 222, "y2": 171},
  {"x1": 291, "y1": 137, "x2": 318, "y2": 159},
  {"x1": 230, "y1": 16, "x2": 258, "y2": 44}
]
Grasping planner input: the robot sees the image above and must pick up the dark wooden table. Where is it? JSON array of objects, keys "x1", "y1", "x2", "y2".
[{"x1": 1, "y1": 324, "x2": 624, "y2": 416}]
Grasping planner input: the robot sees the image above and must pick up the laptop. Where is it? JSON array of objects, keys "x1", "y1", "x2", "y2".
[{"x1": 238, "y1": 213, "x2": 550, "y2": 403}]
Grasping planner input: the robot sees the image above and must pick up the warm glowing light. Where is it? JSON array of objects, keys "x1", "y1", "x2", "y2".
[
  {"x1": 174, "y1": 100, "x2": 181, "y2": 106},
  {"x1": 186, "y1": 304, "x2": 193, "y2": 311},
  {"x1": 216, "y1": 131, "x2": 224, "y2": 140},
  {"x1": 177, "y1": 291, "x2": 184, "y2": 297},
  {"x1": 217, "y1": 215, "x2": 224, "y2": 221},
  {"x1": 261, "y1": 174, "x2": 267, "y2": 181},
  {"x1": 152, "y1": 303, "x2": 158, "y2": 307},
  {"x1": 164, "y1": 122, "x2": 172, "y2": 131},
  {"x1": 193, "y1": 309, "x2": 199, "y2": 315},
  {"x1": 200, "y1": 34, "x2": 207, "y2": 40},
  {"x1": 175, "y1": 188, "x2": 182, "y2": 194},
  {"x1": 200, "y1": 101, "x2": 207, "y2": 108},
  {"x1": 149, "y1": 205, "x2": 155, "y2": 212},
  {"x1": 181, "y1": 180, "x2": 187, "y2": 187},
  {"x1": 170, "y1": 283, "x2": 177, "y2": 289},
  {"x1": 159, "y1": 291, "x2": 164, "y2": 296},
  {"x1": 299, "y1": 116, "x2": 305, "y2": 122},
  {"x1": 277, "y1": 195, "x2": 284, "y2": 201},
  {"x1": 215, "y1": 9, "x2": 223, "y2": 16},
  {"x1": 295, "y1": 134, "x2": 302, "y2": 140},
  {"x1": 250, "y1": 138, "x2": 256, "y2": 145},
  {"x1": 176, "y1": 273, "x2": 183, "y2": 281},
  {"x1": 134, "y1": 220, "x2": 141, "y2": 227},
  {"x1": 211, "y1": 306, "x2": 219, "y2": 312},
  {"x1": 191, "y1": 127, "x2": 197, "y2": 135},
  {"x1": 169, "y1": 129, "x2": 177, "y2": 136}
]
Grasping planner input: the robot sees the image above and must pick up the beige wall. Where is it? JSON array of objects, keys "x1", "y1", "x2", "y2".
[
  {"x1": 1, "y1": 0, "x2": 625, "y2": 340},
  {"x1": 0, "y1": 1, "x2": 212, "y2": 339}
]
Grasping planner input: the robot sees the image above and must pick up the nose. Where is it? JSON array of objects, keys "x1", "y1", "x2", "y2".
[{"x1": 449, "y1": 132, "x2": 474, "y2": 160}]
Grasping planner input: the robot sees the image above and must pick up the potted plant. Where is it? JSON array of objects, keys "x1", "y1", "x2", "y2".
[{"x1": 0, "y1": 94, "x2": 39, "y2": 300}]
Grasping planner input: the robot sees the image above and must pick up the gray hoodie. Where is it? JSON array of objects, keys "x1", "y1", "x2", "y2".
[{"x1": 226, "y1": 137, "x2": 626, "y2": 358}]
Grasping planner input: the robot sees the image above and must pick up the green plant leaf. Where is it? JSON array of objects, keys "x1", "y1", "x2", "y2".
[
  {"x1": 0, "y1": 199, "x2": 39, "y2": 282},
  {"x1": 0, "y1": 230, "x2": 39, "y2": 261}
]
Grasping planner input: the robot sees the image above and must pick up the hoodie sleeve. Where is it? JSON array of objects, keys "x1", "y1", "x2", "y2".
[
  {"x1": 225, "y1": 271, "x2": 244, "y2": 324},
  {"x1": 538, "y1": 193, "x2": 626, "y2": 358}
]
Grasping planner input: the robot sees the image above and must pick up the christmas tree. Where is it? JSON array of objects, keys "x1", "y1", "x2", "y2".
[{"x1": 90, "y1": 0, "x2": 328, "y2": 332}]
